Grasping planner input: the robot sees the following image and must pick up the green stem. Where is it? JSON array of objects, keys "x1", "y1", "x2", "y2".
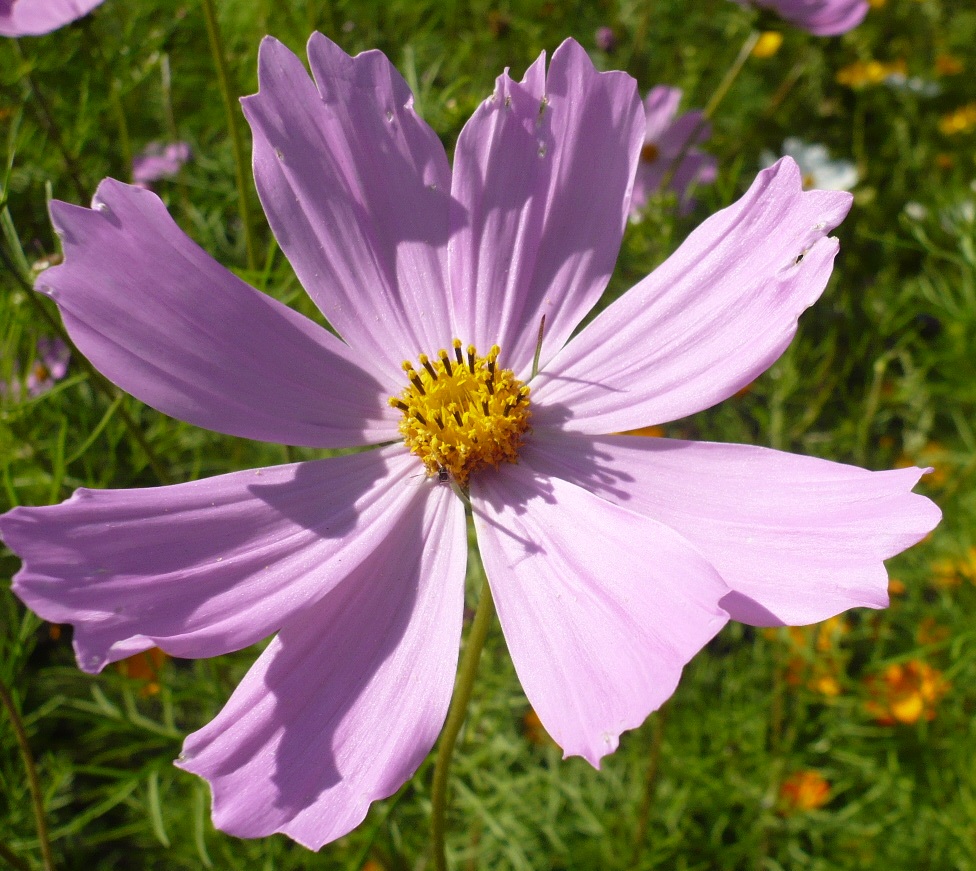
[
  {"x1": 703, "y1": 30, "x2": 761, "y2": 121},
  {"x1": 0, "y1": 675, "x2": 54, "y2": 871},
  {"x1": 200, "y1": 0, "x2": 257, "y2": 271},
  {"x1": 431, "y1": 578, "x2": 495, "y2": 871},
  {"x1": 12, "y1": 44, "x2": 87, "y2": 202},
  {"x1": 659, "y1": 29, "x2": 760, "y2": 194},
  {"x1": 630, "y1": 704, "x2": 669, "y2": 866},
  {"x1": 0, "y1": 840, "x2": 31, "y2": 871}
]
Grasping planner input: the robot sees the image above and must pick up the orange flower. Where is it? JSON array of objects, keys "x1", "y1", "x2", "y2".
[
  {"x1": 836, "y1": 58, "x2": 906, "y2": 88},
  {"x1": 934, "y1": 54, "x2": 964, "y2": 77},
  {"x1": 523, "y1": 708, "x2": 554, "y2": 746},
  {"x1": 777, "y1": 617, "x2": 849, "y2": 697},
  {"x1": 939, "y1": 103, "x2": 976, "y2": 136},
  {"x1": 115, "y1": 648, "x2": 168, "y2": 696},
  {"x1": 916, "y1": 617, "x2": 949, "y2": 646},
  {"x1": 625, "y1": 424, "x2": 665, "y2": 438},
  {"x1": 864, "y1": 660, "x2": 949, "y2": 725},
  {"x1": 779, "y1": 770, "x2": 831, "y2": 813},
  {"x1": 930, "y1": 549, "x2": 976, "y2": 590}
]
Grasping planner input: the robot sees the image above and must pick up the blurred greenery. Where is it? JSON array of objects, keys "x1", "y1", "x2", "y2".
[{"x1": 2, "y1": 0, "x2": 975, "y2": 868}]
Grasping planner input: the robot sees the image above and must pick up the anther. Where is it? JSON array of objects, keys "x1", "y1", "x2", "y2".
[
  {"x1": 389, "y1": 398, "x2": 409, "y2": 412},
  {"x1": 419, "y1": 354, "x2": 438, "y2": 380},
  {"x1": 485, "y1": 377, "x2": 494, "y2": 395},
  {"x1": 409, "y1": 373, "x2": 426, "y2": 395},
  {"x1": 439, "y1": 349, "x2": 453, "y2": 377},
  {"x1": 467, "y1": 345, "x2": 476, "y2": 374},
  {"x1": 453, "y1": 339, "x2": 464, "y2": 365},
  {"x1": 452, "y1": 407, "x2": 463, "y2": 426},
  {"x1": 434, "y1": 413, "x2": 445, "y2": 430},
  {"x1": 413, "y1": 411, "x2": 428, "y2": 425},
  {"x1": 482, "y1": 400, "x2": 489, "y2": 415}
]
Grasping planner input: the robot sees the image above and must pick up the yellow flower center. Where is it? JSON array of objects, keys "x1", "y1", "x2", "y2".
[{"x1": 389, "y1": 339, "x2": 530, "y2": 487}]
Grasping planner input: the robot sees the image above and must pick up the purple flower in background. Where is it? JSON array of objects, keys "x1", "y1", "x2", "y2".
[
  {"x1": 0, "y1": 0, "x2": 105, "y2": 36},
  {"x1": 132, "y1": 141, "x2": 191, "y2": 188},
  {"x1": 26, "y1": 336, "x2": 70, "y2": 396},
  {"x1": 734, "y1": 0, "x2": 868, "y2": 36},
  {"x1": 595, "y1": 25, "x2": 616, "y2": 53},
  {"x1": 0, "y1": 35, "x2": 939, "y2": 849},
  {"x1": 630, "y1": 86, "x2": 717, "y2": 217},
  {"x1": 1, "y1": 337, "x2": 70, "y2": 399}
]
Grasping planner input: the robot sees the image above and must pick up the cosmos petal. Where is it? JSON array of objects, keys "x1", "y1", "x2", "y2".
[
  {"x1": 471, "y1": 463, "x2": 729, "y2": 767},
  {"x1": 177, "y1": 480, "x2": 466, "y2": 850},
  {"x1": 0, "y1": 0, "x2": 104, "y2": 36},
  {"x1": 2, "y1": 447, "x2": 423, "y2": 672},
  {"x1": 532, "y1": 158, "x2": 852, "y2": 433},
  {"x1": 642, "y1": 86, "x2": 682, "y2": 141},
  {"x1": 243, "y1": 34, "x2": 453, "y2": 386},
  {"x1": 757, "y1": 0, "x2": 868, "y2": 36},
  {"x1": 449, "y1": 38, "x2": 644, "y2": 377},
  {"x1": 37, "y1": 179, "x2": 396, "y2": 447},
  {"x1": 525, "y1": 431, "x2": 942, "y2": 625},
  {"x1": 656, "y1": 109, "x2": 710, "y2": 155}
]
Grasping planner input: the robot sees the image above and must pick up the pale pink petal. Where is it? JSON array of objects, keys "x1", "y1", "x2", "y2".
[
  {"x1": 2, "y1": 447, "x2": 424, "y2": 672},
  {"x1": 533, "y1": 158, "x2": 852, "y2": 433},
  {"x1": 242, "y1": 35, "x2": 453, "y2": 385},
  {"x1": 177, "y1": 481, "x2": 466, "y2": 849},
  {"x1": 526, "y1": 431, "x2": 942, "y2": 625},
  {"x1": 449, "y1": 38, "x2": 644, "y2": 376},
  {"x1": 471, "y1": 463, "x2": 728, "y2": 766},
  {"x1": 0, "y1": 0, "x2": 104, "y2": 36},
  {"x1": 642, "y1": 86, "x2": 681, "y2": 141},
  {"x1": 753, "y1": 0, "x2": 868, "y2": 36},
  {"x1": 656, "y1": 110, "x2": 710, "y2": 156},
  {"x1": 38, "y1": 179, "x2": 396, "y2": 447}
]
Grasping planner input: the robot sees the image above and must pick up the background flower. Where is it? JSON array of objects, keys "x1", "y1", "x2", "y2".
[
  {"x1": 0, "y1": 0, "x2": 105, "y2": 36},
  {"x1": 630, "y1": 86, "x2": 717, "y2": 217},
  {"x1": 762, "y1": 137, "x2": 859, "y2": 190},
  {"x1": 132, "y1": 141, "x2": 192, "y2": 188},
  {"x1": 734, "y1": 0, "x2": 869, "y2": 35}
]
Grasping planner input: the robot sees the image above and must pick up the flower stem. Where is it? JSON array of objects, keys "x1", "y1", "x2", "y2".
[
  {"x1": 431, "y1": 577, "x2": 495, "y2": 871},
  {"x1": 12, "y1": 43, "x2": 87, "y2": 203},
  {"x1": 0, "y1": 675, "x2": 55, "y2": 871},
  {"x1": 659, "y1": 29, "x2": 760, "y2": 194},
  {"x1": 200, "y1": 0, "x2": 258, "y2": 271},
  {"x1": 630, "y1": 704, "x2": 669, "y2": 866},
  {"x1": 703, "y1": 29, "x2": 761, "y2": 121}
]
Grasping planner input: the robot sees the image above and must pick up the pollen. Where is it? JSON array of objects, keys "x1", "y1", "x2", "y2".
[{"x1": 389, "y1": 340, "x2": 531, "y2": 487}]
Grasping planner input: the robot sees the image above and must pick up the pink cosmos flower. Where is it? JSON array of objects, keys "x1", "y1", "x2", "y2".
[
  {"x1": 132, "y1": 141, "x2": 192, "y2": 188},
  {"x1": 630, "y1": 86, "x2": 717, "y2": 218},
  {"x1": 0, "y1": 0, "x2": 105, "y2": 36},
  {"x1": 26, "y1": 336, "x2": 71, "y2": 396},
  {"x1": 0, "y1": 35, "x2": 939, "y2": 849},
  {"x1": 733, "y1": 0, "x2": 869, "y2": 36},
  {"x1": 0, "y1": 336, "x2": 70, "y2": 399}
]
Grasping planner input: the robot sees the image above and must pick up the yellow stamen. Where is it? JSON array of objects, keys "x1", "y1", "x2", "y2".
[{"x1": 389, "y1": 340, "x2": 531, "y2": 486}]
